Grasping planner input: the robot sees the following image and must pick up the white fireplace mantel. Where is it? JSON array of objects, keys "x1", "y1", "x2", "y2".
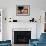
[
  {"x1": 12, "y1": 22, "x2": 37, "y2": 39},
  {"x1": 6, "y1": 22, "x2": 37, "y2": 43}
]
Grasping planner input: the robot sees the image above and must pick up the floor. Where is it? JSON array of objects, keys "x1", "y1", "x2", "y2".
[{"x1": 12, "y1": 44, "x2": 29, "y2": 46}]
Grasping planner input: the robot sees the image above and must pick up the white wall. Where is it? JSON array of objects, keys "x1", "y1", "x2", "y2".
[
  {"x1": 2, "y1": 9, "x2": 8, "y2": 40},
  {"x1": 0, "y1": 0, "x2": 46, "y2": 11}
]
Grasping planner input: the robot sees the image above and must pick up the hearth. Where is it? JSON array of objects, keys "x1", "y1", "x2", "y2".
[{"x1": 14, "y1": 31, "x2": 31, "y2": 44}]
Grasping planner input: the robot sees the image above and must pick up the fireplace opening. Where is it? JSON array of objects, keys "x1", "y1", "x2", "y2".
[{"x1": 14, "y1": 31, "x2": 31, "y2": 44}]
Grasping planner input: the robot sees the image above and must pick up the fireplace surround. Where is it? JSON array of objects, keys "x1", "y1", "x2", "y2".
[{"x1": 12, "y1": 28, "x2": 31, "y2": 44}]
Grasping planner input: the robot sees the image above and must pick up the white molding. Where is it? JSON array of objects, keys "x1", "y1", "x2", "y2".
[{"x1": 0, "y1": 9, "x2": 3, "y2": 41}]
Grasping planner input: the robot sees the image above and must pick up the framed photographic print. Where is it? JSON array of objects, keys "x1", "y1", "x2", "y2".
[{"x1": 16, "y1": 5, "x2": 30, "y2": 16}]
